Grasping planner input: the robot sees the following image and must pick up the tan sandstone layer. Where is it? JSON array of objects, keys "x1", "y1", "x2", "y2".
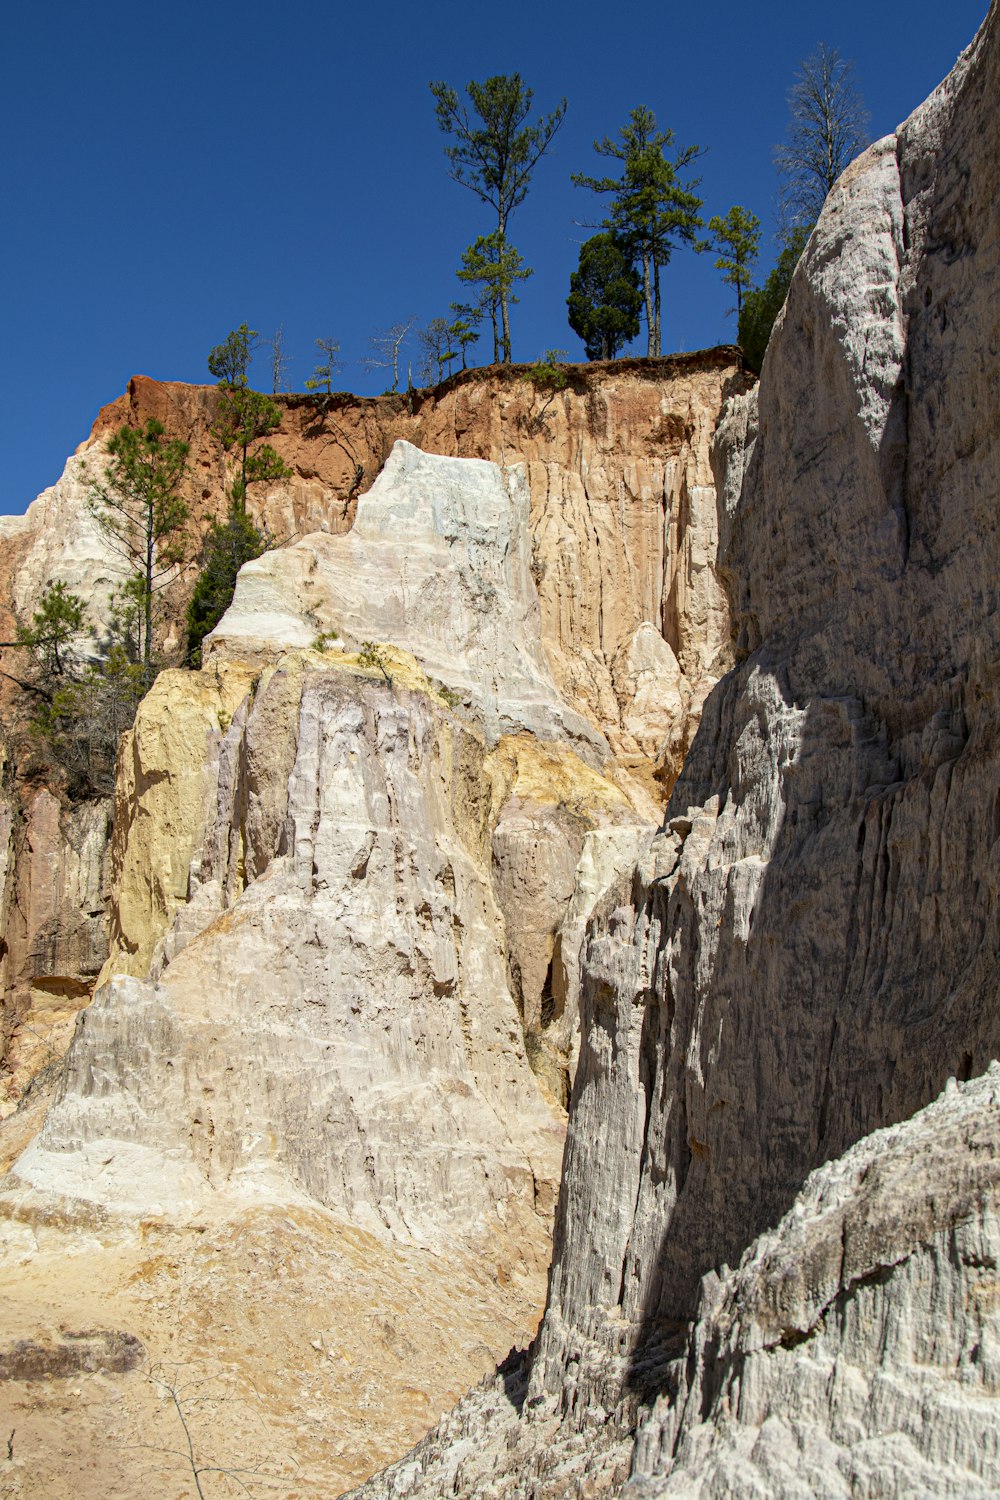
[{"x1": 22, "y1": 348, "x2": 747, "y2": 780}]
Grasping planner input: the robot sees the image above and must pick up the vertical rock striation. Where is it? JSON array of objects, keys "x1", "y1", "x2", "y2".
[
  {"x1": 537, "y1": 0, "x2": 1000, "y2": 1389},
  {"x1": 0, "y1": 444, "x2": 658, "y2": 1495},
  {"x1": 349, "y1": 6, "x2": 1000, "y2": 1495}
]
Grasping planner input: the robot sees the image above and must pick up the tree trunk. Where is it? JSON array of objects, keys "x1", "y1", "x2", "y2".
[
  {"x1": 500, "y1": 291, "x2": 512, "y2": 364},
  {"x1": 144, "y1": 513, "x2": 154, "y2": 679},
  {"x1": 641, "y1": 251, "x2": 655, "y2": 357},
  {"x1": 651, "y1": 259, "x2": 662, "y2": 358}
]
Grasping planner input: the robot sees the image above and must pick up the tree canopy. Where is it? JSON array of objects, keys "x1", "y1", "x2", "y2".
[
  {"x1": 186, "y1": 505, "x2": 268, "y2": 667},
  {"x1": 573, "y1": 106, "x2": 703, "y2": 358},
  {"x1": 456, "y1": 232, "x2": 532, "y2": 365},
  {"x1": 86, "y1": 418, "x2": 191, "y2": 681},
  {"x1": 566, "y1": 233, "x2": 642, "y2": 360},
  {"x1": 431, "y1": 74, "x2": 565, "y2": 363},
  {"x1": 738, "y1": 226, "x2": 810, "y2": 372},
  {"x1": 208, "y1": 325, "x2": 292, "y2": 510},
  {"x1": 706, "y1": 206, "x2": 761, "y2": 320}
]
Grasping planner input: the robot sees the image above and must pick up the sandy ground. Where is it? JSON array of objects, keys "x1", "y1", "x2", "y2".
[{"x1": 0, "y1": 1124, "x2": 549, "y2": 1500}]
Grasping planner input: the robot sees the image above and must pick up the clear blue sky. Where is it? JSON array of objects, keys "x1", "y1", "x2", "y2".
[{"x1": 0, "y1": 0, "x2": 988, "y2": 514}]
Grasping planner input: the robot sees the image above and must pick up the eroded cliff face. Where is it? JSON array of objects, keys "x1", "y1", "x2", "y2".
[
  {"x1": 349, "y1": 6, "x2": 1000, "y2": 1496},
  {"x1": 628, "y1": 1071, "x2": 1000, "y2": 1498},
  {"x1": 81, "y1": 350, "x2": 745, "y2": 778},
  {"x1": 0, "y1": 443, "x2": 659, "y2": 1497},
  {"x1": 0, "y1": 356, "x2": 739, "y2": 1115},
  {"x1": 0, "y1": 787, "x2": 109, "y2": 1120},
  {"x1": 538, "y1": 0, "x2": 1000, "y2": 1377}
]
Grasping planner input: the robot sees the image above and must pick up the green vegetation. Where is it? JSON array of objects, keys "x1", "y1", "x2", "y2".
[
  {"x1": 431, "y1": 74, "x2": 566, "y2": 363},
  {"x1": 456, "y1": 233, "x2": 531, "y2": 365},
  {"x1": 358, "y1": 641, "x2": 393, "y2": 683},
  {"x1": 447, "y1": 305, "x2": 482, "y2": 370},
  {"x1": 416, "y1": 318, "x2": 458, "y2": 385},
  {"x1": 705, "y1": 207, "x2": 761, "y2": 321},
  {"x1": 8, "y1": 42, "x2": 872, "y2": 804},
  {"x1": 566, "y1": 233, "x2": 643, "y2": 360},
  {"x1": 186, "y1": 505, "x2": 268, "y2": 667},
  {"x1": 3, "y1": 582, "x2": 145, "y2": 798},
  {"x1": 305, "y1": 337, "x2": 343, "y2": 393},
  {"x1": 209, "y1": 325, "x2": 292, "y2": 512},
  {"x1": 522, "y1": 349, "x2": 568, "y2": 393},
  {"x1": 738, "y1": 227, "x2": 810, "y2": 373},
  {"x1": 573, "y1": 106, "x2": 703, "y2": 357},
  {"x1": 86, "y1": 418, "x2": 191, "y2": 684},
  {"x1": 16, "y1": 581, "x2": 85, "y2": 678},
  {"x1": 33, "y1": 647, "x2": 146, "y2": 798}
]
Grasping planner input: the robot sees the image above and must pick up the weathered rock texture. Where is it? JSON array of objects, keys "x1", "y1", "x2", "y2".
[
  {"x1": 627, "y1": 1070, "x2": 1000, "y2": 1498},
  {"x1": 0, "y1": 787, "x2": 110, "y2": 1118},
  {"x1": 349, "y1": 6, "x2": 1000, "y2": 1496},
  {"x1": 0, "y1": 356, "x2": 741, "y2": 1104},
  {"x1": 0, "y1": 444, "x2": 656, "y2": 1495},
  {"x1": 86, "y1": 350, "x2": 746, "y2": 775},
  {"x1": 350, "y1": 1072, "x2": 1000, "y2": 1500},
  {"x1": 207, "y1": 441, "x2": 606, "y2": 759},
  {"x1": 536, "y1": 0, "x2": 1000, "y2": 1398}
]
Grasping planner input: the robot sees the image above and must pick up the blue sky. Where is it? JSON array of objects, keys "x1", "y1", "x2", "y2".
[{"x1": 0, "y1": 0, "x2": 988, "y2": 513}]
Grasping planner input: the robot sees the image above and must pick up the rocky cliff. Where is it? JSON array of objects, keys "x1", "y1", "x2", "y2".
[
  {"x1": 0, "y1": 433, "x2": 669, "y2": 1498},
  {"x1": 348, "y1": 4, "x2": 1000, "y2": 1496},
  {"x1": 12, "y1": 349, "x2": 744, "y2": 776},
  {"x1": 0, "y1": 355, "x2": 741, "y2": 1120}
]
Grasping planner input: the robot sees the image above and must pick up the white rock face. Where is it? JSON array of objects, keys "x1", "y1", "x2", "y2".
[
  {"x1": 529, "y1": 0, "x2": 1000, "y2": 1395},
  {"x1": 629, "y1": 1071, "x2": 1000, "y2": 1498},
  {"x1": 10, "y1": 661, "x2": 565, "y2": 1248},
  {"x1": 348, "y1": 1073, "x2": 1000, "y2": 1500},
  {"x1": 0, "y1": 437, "x2": 665, "y2": 1496},
  {"x1": 0, "y1": 443, "x2": 125, "y2": 650},
  {"x1": 207, "y1": 440, "x2": 607, "y2": 760}
]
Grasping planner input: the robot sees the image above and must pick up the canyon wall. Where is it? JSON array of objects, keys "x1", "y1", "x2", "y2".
[
  {"x1": 351, "y1": 5, "x2": 1000, "y2": 1496},
  {"x1": 71, "y1": 348, "x2": 745, "y2": 774},
  {"x1": 0, "y1": 439, "x2": 662, "y2": 1498},
  {"x1": 0, "y1": 354, "x2": 742, "y2": 1110}
]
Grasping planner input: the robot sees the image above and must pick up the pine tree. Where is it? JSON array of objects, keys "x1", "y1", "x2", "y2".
[
  {"x1": 86, "y1": 419, "x2": 191, "y2": 682},
  {"x1": 706, "y1": 206, "x2": 761, "y2": 320},
  {"x1": 208, "y1": 325, "x2": 292, "y2": 511},
  {"x1": 185, "y1": 506, "x2": 268, "y2": 667},
  {"x1": 431, "y1": 74, "x2": 565, "y2": 362},
  {"x1": 573, "y1": 107, "x2": 703, "y2": 357},
  {"x1": 456, "y1": 233, "x2": 531, "y2": 365}
]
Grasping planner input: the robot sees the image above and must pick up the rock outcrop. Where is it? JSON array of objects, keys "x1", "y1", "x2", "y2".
[
  {"x1": 349, "y1": 6, "x2": 1000, "y2": 1495},
  {"x1": 0, "y1": 443, "x2": 657, "y2": 1496},
  {"x1": 628, "y1": 1070, "x2": 1000, "y2": 1498},
  {"x1": 0, "y1": 788, "x2": 110, "y2": 1119},
  {"x1": 206, "y1": 441, "x2": 606, "y2": 758},
  {"x1": 87, "y1": 350, "x2": 746, "y2": 777},
  {"x1": 0, "y1": 356, "x2": 739, "y2": 1149}
]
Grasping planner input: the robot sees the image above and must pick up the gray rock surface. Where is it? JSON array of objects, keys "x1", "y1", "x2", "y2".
[
  {"x1": 629, "y1": 1070, "x2": 1000, "y2": 1498},
  {"x1": 531, "y1": 0, "x2": 1000, "y2": 1395}
]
